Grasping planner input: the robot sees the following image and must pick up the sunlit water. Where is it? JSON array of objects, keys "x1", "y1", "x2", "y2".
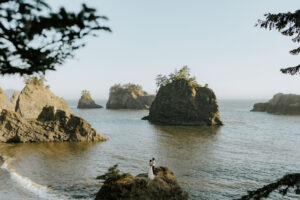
[{"x1": 0, "y1": 100, "x2": 300, "y2": 200}]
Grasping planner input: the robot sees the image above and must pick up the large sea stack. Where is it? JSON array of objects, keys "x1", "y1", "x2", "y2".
[
  {"x1": 143, "y1": 66, "x2": 223, "y2": 126},
  {"x1": 77, "y1": 90, "x2": 102, "y2": 109},
  {"x1": 106, "y1": 83, "x2": 155, "y2": 109},
  {"x1": 251, "y1": 93, "x2": 300, "y2": 115},
  {"x1": 0, "y1": 79, "x2": 108, "y2": 143},
  {"x1": 96, "y1": 165, "x2": 188, "y2": 200}
]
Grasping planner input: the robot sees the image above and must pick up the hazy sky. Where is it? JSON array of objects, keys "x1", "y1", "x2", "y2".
[{"x1": 1, "y1": 0, "x2": 300, "y2": 100}]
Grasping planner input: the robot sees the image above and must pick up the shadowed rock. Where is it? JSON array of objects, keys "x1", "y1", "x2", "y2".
[
  {"x1": 0, "y1": 106, "x2": 108, "y2": 143},
  {"x1": 143, "y1": 79, "x2": 223, "y2": 126},
  {"x1": 96, "y1": 166, "x2": 188, "y2": 200},
  {"x1": 251, "y1": 93, "x2": 300, "y2": 115},
  {"x1": 77, "y1": 92, "x2": 102, "y2": 109}
]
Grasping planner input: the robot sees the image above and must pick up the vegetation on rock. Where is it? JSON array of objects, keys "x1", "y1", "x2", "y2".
[
  {"x1": 109, "y1": 83, "x2": 146, "y2": 96},
  {"x1": 23, "y1": 75, "x2": 47, "y2": 87},
  {"x1": 81, "y1": 90, "x2": 92, "y2": 100},
  {"x1": 97, "y1": 164, "x2": 132, "y2": 184},
  {"x1": 156, "y1": 66, "x2": 200, "y2": 88},
  {"x1": 107, "y1": 83, "x2": 155, "y2": 110}
]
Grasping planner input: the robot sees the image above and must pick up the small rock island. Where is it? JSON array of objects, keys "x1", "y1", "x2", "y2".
[
  {"x1": 0, "y1": 76, "x2": 108, "y2": 143},
  {"x1": 143, "y1": 66, "x2": 223, "y2": 126},
  {"x1": 106, "y1": 83, "x2": 155, "y2": 109},
  {"x1": 95, "y1": 165, "x2": 188, "y2": 200},
  {"x1": 251, "y1": 93, "x2": 300, "y2": 115},
  {"x1": 77, "y1": 90, "x2": 103, "y2": 109}
]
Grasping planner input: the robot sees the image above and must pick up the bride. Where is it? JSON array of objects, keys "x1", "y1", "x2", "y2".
[{"x1": 148, "y1": 159, "x2": 155, "y2": 180}]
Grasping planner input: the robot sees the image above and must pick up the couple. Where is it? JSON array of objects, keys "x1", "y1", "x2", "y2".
[{"x1": 148, "y1": 157, "x2": 156, "y2": 180}]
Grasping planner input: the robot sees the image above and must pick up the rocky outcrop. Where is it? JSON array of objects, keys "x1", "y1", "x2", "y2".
[
  {"x1": 106, "y1": 84, "x2": 155, "y2": 109},
  {"x1": 15, "y1": 84, "x2": 70, "y2": 119},
  {"x1": 96, "y1": 166, "x2": 188, "y2": 200},
  {"x1": 0, "y1": 106, "x2": 108, "y2": 143},
  {"x1": 77, "y1": 92, "x2": 102, "y2": 109},
  {"x1": 143, "y1": 78, "x2": 223, "y2": 126},
  {"x1": 251, "y1": 93, "x2": 300, "y2": 115}
]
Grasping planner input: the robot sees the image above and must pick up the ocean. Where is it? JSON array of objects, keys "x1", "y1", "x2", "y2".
[{"x1": 0, "y1": 100, "x2": 299, "y2": 200}]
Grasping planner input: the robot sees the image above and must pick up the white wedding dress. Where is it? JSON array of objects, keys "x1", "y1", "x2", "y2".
[{"x1": 148, "y1": 166, "x2": 155, "y2": 180}]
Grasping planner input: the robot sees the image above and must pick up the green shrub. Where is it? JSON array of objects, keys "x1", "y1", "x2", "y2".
[
  {"x1": 97, "y1": 164, "x2": 132, "y2": 184},
  {"x1": 156, "y1": 66, "x2": 200, "y2": 88},
  {"x1": 110, "y1": 83, "x2": 145, "y2": 95},
  {"x1": 81, "y1": 90, "x2": 92, "y2": 99},
  {"x1": 23, "y1": 75, "x2": 46, "y2": 86}
]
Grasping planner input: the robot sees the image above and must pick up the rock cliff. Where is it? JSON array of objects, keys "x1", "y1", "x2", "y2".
[
  {"x1": 251, "y1": 93, "x2": 300, "y2": 115},
  {"x1": 15, "y1": 84, "x2": 70, "y2": 119},
  {"x1": 96, "y1": 166, "x2": 188, "y2": 200},
  {"x1": 106, "y1": 84, "x2": 155, "y2": 109},
  {"x1": 143, "y1": 78, "x2": 223, "y2": 126},
  {"x1": 77, "y1": 91, "x2": 102, "y2": 109},
  {"x1": 0, "y1": 106, "x2": 108, "y2": 143}
]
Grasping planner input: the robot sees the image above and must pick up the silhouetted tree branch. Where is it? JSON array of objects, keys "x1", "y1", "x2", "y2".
[
  {"x1": 0, "y1": 0, "x2": 111, "y2": 75},
  {"x1": 238, "y1": 173, "x2": 300, "y2": 200},
  {"x1": 257, "y1": 10, "x2": 300, "y2": 75}
]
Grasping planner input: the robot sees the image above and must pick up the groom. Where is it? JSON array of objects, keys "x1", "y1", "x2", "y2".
[{"x1": 152, "y1": 157, "x2": 156, "y2": 174}]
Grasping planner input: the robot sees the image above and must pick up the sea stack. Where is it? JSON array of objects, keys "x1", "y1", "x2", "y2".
[
  {"x1": 77, "y1": 90, "x2": 103, "y2": 109},
  {"x1": 143, "y1": 66, "x2": 223, "y2": 126},
  {"x1": 96, "y1": 165, "x2": 188, "y2": 200},
  {"x1": 251, "y1": 93, "x2": 300, "y2": 115},
  {"x1": 106, "y1": 83, "x2": 155, "y2": 109}
]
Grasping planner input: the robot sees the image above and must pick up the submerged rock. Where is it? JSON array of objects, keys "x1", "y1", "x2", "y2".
[
  {"x1": 0, "y1": 106, "x2": 108, "y2": 143},
  {"x1": 143, "y1": 78, "x2": 223, "y2": 126},
  {"x1": 15, "y1": 84, "x2": 70, "y2": 119},
  {"x1": 106, "y1": 84, "x2": 155, "y2": 110},
  {"x1": 251, "y1": 93, "x2": 300, "y2": 115},
  {"x1": 77, "y1": 90, "x2": 102, "y2": 109},
  {"x1": 96, "y1": 166, "x2": 188, "y2": 200}
]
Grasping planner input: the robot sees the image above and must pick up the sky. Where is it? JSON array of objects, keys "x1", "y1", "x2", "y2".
[{"x1": 1, "y1": 0, "x2": 300, "y2": 100}]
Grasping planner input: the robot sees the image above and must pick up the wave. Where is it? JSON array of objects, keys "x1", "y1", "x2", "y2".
[{"x1": 0, "y1": 155, "x2": 68, "y2": 200}]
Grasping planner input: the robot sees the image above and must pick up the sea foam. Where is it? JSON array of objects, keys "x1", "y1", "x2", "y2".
[{"x1": 0, "y1": 155, "x2": 67, "y2": 200}]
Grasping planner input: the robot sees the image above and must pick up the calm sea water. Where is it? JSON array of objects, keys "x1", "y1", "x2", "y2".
[{"x1": 0, "y1": 100, "x2": 300, "y2": 200}]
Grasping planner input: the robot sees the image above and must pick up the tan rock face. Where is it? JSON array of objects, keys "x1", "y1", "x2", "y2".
[
  {"x1": 15, "y1": 84, "x2": 70, "y2": 119},
  {"x1": 0, "y1": 106, "x2": 108, "y2": 143},
  {"x1": 0, "y1": 88, "x2": 8, "y2": 110},
  {"x1": 251, "y1": 93, "x2": 300, "y2": 115},
  {"x1": 96, "y1": 166, "x2": 188, "y2": 200},
  {"x1": 106, "y1": 88, "x2": 155, "y2": 110},
  {"x1": 143, "y1": 78, "x2": 223, "y2": 126}
]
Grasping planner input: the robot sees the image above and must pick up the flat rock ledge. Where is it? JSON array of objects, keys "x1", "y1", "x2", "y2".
[
  {"x1": 0, "y1": 106, "x2": 108, "y2": 143},
  {"x1": 95, "y1": 166, "x2": 188, "y2": 200}
]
